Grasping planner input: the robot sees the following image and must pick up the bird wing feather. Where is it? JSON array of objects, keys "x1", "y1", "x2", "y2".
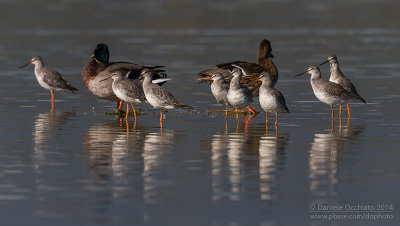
[
  {"x1": 319, "y1": 80, "x2": 361, "y2": 100},
  {"x1": 271, "y1": 88, "x2": 289, "y2": 112},
  {"x1": 120, "y1": 81, "x2": 146, "y2": 102},
  {"x1": 41, "y1": 67, "x2": 71, "y2": 89},
  {"x1": 150, "y1": 85, "x2": 182, "y2": 107}
]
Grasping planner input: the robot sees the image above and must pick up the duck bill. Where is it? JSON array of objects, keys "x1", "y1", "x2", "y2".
[
  {"x1": 90, "y1": 54, "x2": 95, "y2": 58},
  {"x1": 99, "y1": 76, "x2": 112, "y2": 82},
  {"x1": 294, "y1": 70, "x2": 310, "y2": 77},
  {"x1": 19, "y1": 61, "x2": 32, "y2": 69},
  {"x1": 319, "y1": 59, "x2": 329, "y2": 66}
]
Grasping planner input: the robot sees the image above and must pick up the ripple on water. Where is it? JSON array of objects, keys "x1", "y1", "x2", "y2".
[{"x1": 0, "y1": 194, "x2": 28, "y2": 201}]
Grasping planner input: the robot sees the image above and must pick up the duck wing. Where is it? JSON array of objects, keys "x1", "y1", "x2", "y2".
[{"x1": 217, "y1": 61, "x2": 265, "y2": 74}]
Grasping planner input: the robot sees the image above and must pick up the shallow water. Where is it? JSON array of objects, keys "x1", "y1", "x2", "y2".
[{"x1": 1, "y1": 1, "x2": 400, "y2": 225}]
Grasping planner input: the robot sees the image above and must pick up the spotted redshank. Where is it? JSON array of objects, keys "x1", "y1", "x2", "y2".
[
  {"x1": 296, "y1": 65, "x2": 365, "y2": 120},
  {"x1": 100, "y1": 71, "x2": 146, "y2": 120},
  {"x1": 227, "y1": 67, "x2": 255, "y2": 117},
  {"x1": 20, "y1": 56, "x2": 77, "y2": 111},
  {"x1": 319, "y1": 55, "x2": 366, "y2": 118},
  {"x1": 259, "y1": 72, "x2": 289, "y2": 129},
  {"x1": 141, "y1": 68, "x2": 191, "y2": 127},
  {"x1": 210, "y1": 73, "x2": 230, "y2": 114}
]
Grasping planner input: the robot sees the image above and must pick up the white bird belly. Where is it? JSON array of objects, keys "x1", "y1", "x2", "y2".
[
  {"x1": 314, "y1": 91, "x2": 347, "y2": 105},
  {"x1": 259, "y1": 94, "x2": 283, "y2": 113}
]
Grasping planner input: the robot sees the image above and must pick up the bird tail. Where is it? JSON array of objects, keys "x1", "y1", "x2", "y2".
[
  {"x1": 180, "y1": 104, "x2": 192, "y2": 110},
  {"x1": 67, "y1": 85, "x2": 78, "y2": 93},
  {"x1": 353, "y1": 96, "x2": 366, "y2": 103},
  {"x1": 285, "y1": 106, "x2": 290, "y2": 113}
]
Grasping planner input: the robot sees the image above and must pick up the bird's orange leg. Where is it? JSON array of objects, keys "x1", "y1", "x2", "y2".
[
  {"x1": 265, "y1": 113, "x2": 269, "y2": 131},
  {"x1": 339, "y1": 105, "x2": 342, "y2": 128},
  {"x1": 117, "y1": 100, "x2": 124, "y2": 110},
  {"x1": 244, "y1": 117, "x2": 249, "y2": 134},
  {"x1": 275, "y1": 113, "x2": 278, "y2": 136},
  {"x1": 50, "y1": 90, "x2": 54, "y2": 112},
  {"x1": 126, "y1": 118, "x2": 129, "y2": 136},
  {"x1": 131, "y1": 104, "x2": 137, "y2": 121},
  {"x1": 330, "y1": 105, "x2": 334, "y2": 133},
  {"x1": 347, "y1": 104, "x2": 351, "y2": 118},
  {"x1": 236, "y1": 116, "x2": 239, "y2": 133},
  {"x1": 160, "y1": 111, "x2": 163, "y2": 128},
  {"x1": 126, "y1": 104, "x2": 129, "y2": 119},
  {"x1": 225, "y1": 105, "x2": 228, "y2": 128},
  {"x1": 246, "y1": 106, "x2": 258, "y2": 115}
]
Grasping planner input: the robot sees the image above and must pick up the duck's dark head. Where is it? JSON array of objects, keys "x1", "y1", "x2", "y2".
[
  {"x1": 91, "y1": 43, "x2": 109, "y2": 63},
  {"x1": 258, "y1": 39, "x2": 274, "y2": 59}
]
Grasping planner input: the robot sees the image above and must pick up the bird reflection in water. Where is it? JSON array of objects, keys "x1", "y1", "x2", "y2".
[
  {"x1": 258, "y1": 133, "x2": 288, "y2": 201},
  {"x1": 210, "y1": 124, "x2": 288, "y2": 202},
  {"x1": 83, "y1": 120, "x2": 176, "y2": 216},
  {"x1": 308, "y1": 120, "x2": 364, "y2": 199},
  {"x1": 142, "y1": 131, "x2": 175, "y2": 204},
  {"x1": 33, "y1": 111, "x2": 76, "y2": 154},
  {"x1": 32, "y1": 111, "x2": 76, "y2": 216},
  {"x1": 82, "y1": 120, "x2": 148, "y2": 214}
]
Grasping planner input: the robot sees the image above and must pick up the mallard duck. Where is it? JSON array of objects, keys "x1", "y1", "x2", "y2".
[
  {"x1": 197, "y1": 39, "x2": 278, "y2": 96},
  {"x1": 82, "y1": 43, "x2": 166, "y2": 109}
]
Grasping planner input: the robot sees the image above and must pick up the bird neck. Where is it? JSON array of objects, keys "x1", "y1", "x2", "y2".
[
  {"x1": 257, "y1": 57, "x2": 267, "y2": 65},
  {"x1": 257, "y1": 40, "x2": 270, "y2": 60},
  {"x1": 258, "y1": 58, "x2": 278, "y2": 75},
  {"x1": 82, "y1": 60, "x2": 108, "y2": 85},
  {"x1": 260, "y1": 78, "x2": 272, "y2": 88},
  {"x1": 230, "y1": 75, "x2": 242, "y2": 89},
  {"x1": 330, "y1": 62, "x2": 343, "y2": 77},
  {"x1": 34, "y1": 61, "x2": 44, "y2": 69},
  {"x1": 310, "y1": 71, "x2": 321, "y2": 82},
  {"x1": 143, "y1": 75, "x2": 153, "y2": 84}
]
